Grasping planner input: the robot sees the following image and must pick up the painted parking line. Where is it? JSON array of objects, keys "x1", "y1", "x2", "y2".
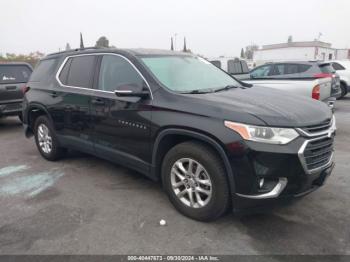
[
  {"x1": 0, "y1": 164, "x2": 64, "y2": 197},
  {"x1": 0, "y1": 165, "x2": 28, "y2": 178}
]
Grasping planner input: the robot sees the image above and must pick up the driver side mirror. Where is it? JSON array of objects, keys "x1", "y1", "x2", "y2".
[{"x1": 114, "y1": 83, "x2": 150, "y2": 98}]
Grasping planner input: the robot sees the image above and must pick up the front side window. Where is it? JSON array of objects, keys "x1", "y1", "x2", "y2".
[
  {"x1": 250, "y1": 65, "x2": 272, "y2": 78},
  {"x1": 141, "y1": 56, "x2": 240, "y2": 93},
  {"x1": 98, "y1": 55, "x2": 144, "y2": 92},
  {"x1": 0, "y1": 65, "x2": 32, "y2": 84}
]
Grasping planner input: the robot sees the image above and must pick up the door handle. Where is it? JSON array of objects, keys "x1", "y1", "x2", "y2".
[
  {"x1": 91, "y1": 98, "x2": 105, "y2": 105},
  {"x1": 51, "y1": 91, "x2": 58, "y2": 98}
]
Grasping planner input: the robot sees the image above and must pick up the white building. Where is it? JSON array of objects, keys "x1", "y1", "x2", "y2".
[{"x1": 253, "y1": 40, "x2": 349, "y2": 66}]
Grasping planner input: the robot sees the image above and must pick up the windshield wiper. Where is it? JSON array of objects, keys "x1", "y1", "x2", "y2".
[
  {"x1": 181, "y1": 89, "x2": 214, "y2": 94},
  {"x1": 213, "y1": 85, "x2": 240, "y2": 93}
]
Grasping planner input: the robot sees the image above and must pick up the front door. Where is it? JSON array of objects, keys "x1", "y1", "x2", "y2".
[{"x1": 91, "y1": 54, "x2": 152, "y2": 174}]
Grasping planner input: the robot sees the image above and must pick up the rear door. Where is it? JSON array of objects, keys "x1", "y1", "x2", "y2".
[
  {"x1": 51, "y1": 55, "x2": 98, "y2": 153},
  {"x1": 0, "y1": 64, "x2": 32, "y2": 104}
]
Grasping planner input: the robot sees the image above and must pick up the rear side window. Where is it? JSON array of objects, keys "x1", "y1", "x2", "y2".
[
  {"x1": 0, "y1": 65, "x2": 32, "y2": 84},
  {"x1": 59, "y1": 55, "x2": 96, "y2": 88},
  {"x1": 298, "y1": 64, "x2": 312, "y2": 73},
  {"x1": 30, "y1": 59, "x2": 58, "y2": 83},
  {"x1": 210, "y1": 60, "x2": 221, "y2": 68},
  {"x1": 241, "y1": 61, "x2": 249, "y2": 73},
  {"x1": 319, "y1": 63, "x2": 334, "y2": 73},
  {"x1": 227, "y1": 60, "x2": 242, "y2": 74},
  {"x1": 272, "y1": 64, "x2": 310, "y2": 76},
  {"x1": 332, "y1": 62, "x2": 345, "y2": 71}
]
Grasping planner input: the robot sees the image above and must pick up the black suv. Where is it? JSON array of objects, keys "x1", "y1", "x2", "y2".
[
  {"x1": 0, "y1": 62, "x2": 32, "y2": 121},
  {"x1": 23, "y1": 48, "x2": 336, "y2": 221}
]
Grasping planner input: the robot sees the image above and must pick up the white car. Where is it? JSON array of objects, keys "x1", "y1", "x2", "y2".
[{"x1": 329, "y1": 60, "x2": 350, "y2": 98}]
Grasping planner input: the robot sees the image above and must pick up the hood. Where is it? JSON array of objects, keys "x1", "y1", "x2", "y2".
[{"x1": 190, "y1": 86, "x2": 332, "y2": 127}]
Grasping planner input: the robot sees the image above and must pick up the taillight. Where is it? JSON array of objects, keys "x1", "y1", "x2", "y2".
[
  {"x1": 21, "y1": 84, "x2": 30, "y2": 94},
  {"x1": 313, "y1": 73, "x2": 332, "y2": 78},
  {"x1": 312, "y1": 85, "x2": 320, "y2": 100}
]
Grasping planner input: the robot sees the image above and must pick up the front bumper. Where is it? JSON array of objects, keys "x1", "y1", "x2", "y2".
[{"x1": 226, "y1": 122, "x2": 336, "y2": 212}]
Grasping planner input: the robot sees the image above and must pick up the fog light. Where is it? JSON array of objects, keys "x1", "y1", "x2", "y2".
[{"x1": 259, "y1": 178, "x2": 265, "y2": 188}]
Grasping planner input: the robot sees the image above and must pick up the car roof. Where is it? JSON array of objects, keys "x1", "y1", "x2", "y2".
[
  {"x1": 0, "y1": 61, "x2": 33, "y2": 68},
  {"x1": 45, "y1": 47, "x2": 191, "y2": 59}
]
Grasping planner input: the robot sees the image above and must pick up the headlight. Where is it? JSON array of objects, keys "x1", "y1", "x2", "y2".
[{"x1": 224, "y1": 121, "x2": 299, "y2": 144}]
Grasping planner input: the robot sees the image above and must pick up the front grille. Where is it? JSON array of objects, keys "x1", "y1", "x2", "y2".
[
  {"x1": 301, "y1": 119, "x2": 332, "y2": 134},
  {"x1": 303, "y1": 136, "x2": 334, "y2": 171}
]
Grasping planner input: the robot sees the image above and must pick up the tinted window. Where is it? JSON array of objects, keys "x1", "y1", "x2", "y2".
[
  {"x1": 241, "y1": 61, "x2": 249, "y2": 73},
  {"x1": 298, "y1": 64, "x2": 312, "y2": 73},
  {"x1": 332, "y1": 62, "x2": 345, "y2": 71},
  {"x1": 58, "y1": 58, "x2": 72, "y2": 85},
  {"x1": 319, "y1": 63, "x2": 334, "y2": 73},
  {"x1": 210, "y1": 60, "x2": 221, "y2": 68},
  {"x1": 65, "y1": 55, "x2": 96, "y2": 88},
  {"x1": 272, "y1": 64, "x2": 305, "y2": 76},
  {"x1": 250, "y1": 65, "x2": 272, "y2": 78},
  {"x1": 227, "y1": 60, "x2": 242, "y2": 74},
  {"x1": 30, "y1": 59, "x2": 58, "y2": 83},
  {"x1": 98, "y1": 55, "x2": 144, "y2": 92},
  {"x1": 0, "y1": 65, "x2": 32, "y2": 84}
]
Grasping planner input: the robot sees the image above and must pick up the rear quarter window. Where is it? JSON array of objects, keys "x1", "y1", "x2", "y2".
[
  {"x1": 0, "y1": 65, "x2": 32, "y2": 84},
  {"x1": 30, "y1": 59, "x2": 59, "y2": 83}
]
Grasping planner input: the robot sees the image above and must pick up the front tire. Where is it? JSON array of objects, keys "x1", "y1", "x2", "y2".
[
  {"x1": 34, "y1": 115, "x2": 66, "y2": 161},
  {"x1": 162, "y1": 141, "x2": 230, "y2": 221}
]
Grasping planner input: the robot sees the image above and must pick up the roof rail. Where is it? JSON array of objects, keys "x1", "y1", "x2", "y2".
[{"x1": 47, "y1": 46, "x2": 109, "y2": 57}]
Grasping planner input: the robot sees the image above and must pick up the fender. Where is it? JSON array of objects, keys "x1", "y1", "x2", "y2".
[
  {"x1": 151, "y1": 128, "x2": 236, "y2": 194},
  {"x1": 25, "y1": 103, "x2": 54, "y2": 137}
]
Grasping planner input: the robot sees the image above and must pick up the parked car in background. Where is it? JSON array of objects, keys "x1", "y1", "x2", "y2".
[
  {"x1": 244, "y1": 61, "x2": 340, "y2": 107},
  {"x1": 0, "y1": 62, "x2": 33, "y2": 121},
  {"x1": 329, "y1": 60, "x2": 350, "y2": 98},
  {"x1": 209, "y1": 57, "x2": 250, "y2": 80},
  {"x1": 23, "y1": 48, "x2": 335, "y2": 221}
]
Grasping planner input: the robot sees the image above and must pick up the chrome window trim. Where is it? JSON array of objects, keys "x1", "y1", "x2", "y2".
[
  {"x1": 55, "y1": 53, "x2": 153, "y2": 99},
  {"x1": 298, "y1": 135, "x2": 335, "y2": 175},
  {"x1": 296, "y1": 115, "x2": 336, "y2": 138}
]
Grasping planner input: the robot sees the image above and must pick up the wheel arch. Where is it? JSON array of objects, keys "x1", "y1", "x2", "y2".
[
  {"x1": 25, "y1": 103, "x2": 53, "y2": 137},
  {"x1": 151, "y1": 128, "x2": 235, "y2": 194}
]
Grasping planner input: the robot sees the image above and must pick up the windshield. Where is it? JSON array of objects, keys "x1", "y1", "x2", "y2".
[{"x1": 141, "y1": 56, "x2": 240, "y2": 93}]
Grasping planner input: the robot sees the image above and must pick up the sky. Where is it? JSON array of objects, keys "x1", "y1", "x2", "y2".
[{"x1": 0, "y1": 0, "x2": 349, "y2": 57}]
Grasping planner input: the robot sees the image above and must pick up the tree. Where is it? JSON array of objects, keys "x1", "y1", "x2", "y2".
[
  {"x1": 65, "y1": 43, "x2": 71, "y2": 51},
  {"x1": 0, "y1": 51, "x2": 45, "y2": 67},
  {"x1": 245, "y1": 44, "x2": 259, "y2": 59},
  {"x1": 95, "y1": 36, "x2": 109, "y2": 48},
  {"x1": 288, "y1": 35, "x2": 293, "y2": 43},
  {"x1": 240, "y1": 48, "x2": 245, "y2": 58}
]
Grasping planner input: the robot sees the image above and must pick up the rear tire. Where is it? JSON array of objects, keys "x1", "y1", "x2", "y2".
[
  {"x1": 34, "y1": 115, "x2": 66, "y2": 161},
  {"x1": 161, "y1": 141, "x2": 230, "y2": 221}
]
